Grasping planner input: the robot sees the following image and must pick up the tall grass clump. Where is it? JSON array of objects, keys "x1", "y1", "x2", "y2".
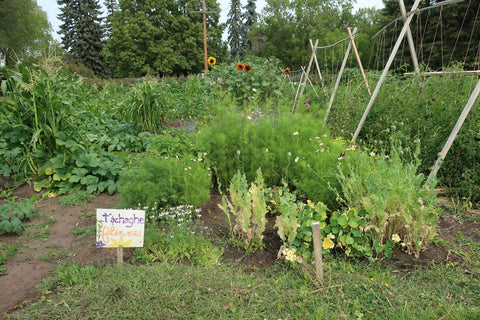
[
  {"x1": 336, "y1": 144, "x2": 439, "y2": 258},
  {"x1": 120, "y1": 78, "x2": 173, "y2": 133},
  {"x1": 198, "y1": 102, "x2": 347, "y2": 206}
]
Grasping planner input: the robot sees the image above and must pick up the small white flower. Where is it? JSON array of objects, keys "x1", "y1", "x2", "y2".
[
  {"x1": 293, "y1": 132, "x2": 299, "y2": 136},
  {"x1": 287, "y1": 152, "x2": 292, "y2": 157},
  {"x1": 252, "y1": 88, "x2": 257, "y2": 92},
  {"x1": 369, "y1": 151, "x2": 376, "y2": 156},
  {"x1": 295, "y1": 156, "x2": 299, "y2": 162}
]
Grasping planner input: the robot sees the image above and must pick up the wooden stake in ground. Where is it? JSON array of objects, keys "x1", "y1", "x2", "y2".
[
  {"x1": 117, "y1": 247, "x2": 123, "y2": 265},
  {"x1": 312, "y1": 222, "x2": 324, "y2": 283}
]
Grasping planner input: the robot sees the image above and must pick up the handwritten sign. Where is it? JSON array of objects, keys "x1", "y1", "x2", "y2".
[{"x1": 96, "y1": 209, "x2": 145, "y2": 248}]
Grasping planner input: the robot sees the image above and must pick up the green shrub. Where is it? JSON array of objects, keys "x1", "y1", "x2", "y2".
[{"x1": 118, "y1": 156, "x2": 211, "y2": 210}]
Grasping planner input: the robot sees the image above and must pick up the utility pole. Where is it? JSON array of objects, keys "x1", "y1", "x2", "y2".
[{"x1": 192, "y1": 0, "x2": 220, "y2": 70}]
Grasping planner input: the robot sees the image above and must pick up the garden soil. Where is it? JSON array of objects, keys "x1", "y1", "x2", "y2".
[{"x1": 1, "y1": 185, "x2": 479, "y2": 315}]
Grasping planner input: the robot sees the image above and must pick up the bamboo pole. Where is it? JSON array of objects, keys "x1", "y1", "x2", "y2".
[
  {"x1": 323, "y1": 32, "x2": 353, "y2": 123},
  {"x1": 347, "y1": 27, "x2": 372, "y2": 95},
  {"x1": 428, "y1": 78, "x2": 480, "y2": 181},
  {"x1": 351, "y1": 0, "x2": 422, "y2": 143},
  {"x1": 398, "y1": 0, "x2": 420, "y2": 73},
  {"x1": 294, "y1": 39, "x2": 319, "y2": 109}
]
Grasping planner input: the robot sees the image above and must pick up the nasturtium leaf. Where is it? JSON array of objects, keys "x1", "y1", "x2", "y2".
[
  {"x1": 345, "y1": 236, "x2": 354, "y2": 245},
  {"x1": 338, "y1": 215, "x2": 348, "y2": 228},
  {"x1": 349, "y1": 220, "x2": 359, "y2": 229}
]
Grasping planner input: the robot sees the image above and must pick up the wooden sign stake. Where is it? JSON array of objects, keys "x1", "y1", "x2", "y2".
[
  {"x1": 117, "y1": 247, "x2": 123, "y2": 265},
  {"x1": 312, "y1": 222, "x2": 324, "y2": 283}
]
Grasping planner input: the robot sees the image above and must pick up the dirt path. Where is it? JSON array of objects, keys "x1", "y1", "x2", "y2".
[{"x1": 0, "y1": 185, "x2": 123, "y2": 315}]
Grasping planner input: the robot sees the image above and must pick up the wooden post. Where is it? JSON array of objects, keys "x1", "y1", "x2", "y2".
[
  {"x1": 117, "y1": 247, "x2": 123, "y2": 265},
  {"x1": 312, "y1": 222, "x2": 324, "y2": 283},
  {"x1": 428, "y1": 78, "x2": 480, "y2": 181},
  {"x1": 351, "y1": 0, "x2": 421, "y2": 143},
  {"x1": 191, "y1": 0, "x2": 220, "y2": 70},
  {"x1": 347, "y1": 27, "x2": 371, "y2": 95}
]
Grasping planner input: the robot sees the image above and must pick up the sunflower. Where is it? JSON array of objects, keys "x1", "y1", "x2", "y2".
[
  {"x1": 284, "y1": 67, "x2": 291, "y2": 74},
  {"x1": 236, "y1": 63, "x2": 245, "y2": 71},
  {"x1": 208, "y1": 56, "x2": 216, "y2": 66},
  {"x1": 245, "y1": 64, "x2": 251, "y2": 72}
]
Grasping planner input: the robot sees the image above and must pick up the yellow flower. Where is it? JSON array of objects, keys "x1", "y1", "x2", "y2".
[
  {"x1": 391, "y1": 234, "x2": 401, "y2": 243},
  {"x1": 208, "y1": 56, "x2": 216, "y2": 66},
  {"x1": 307, "y1": 200, "x2": 315, "y2": 209},
  {"x1": 322, "y1": 233, "x2": 335, "y2": 250},
  {"x1": 108, "y1": 237, "x2": 133, "y2": 248}
]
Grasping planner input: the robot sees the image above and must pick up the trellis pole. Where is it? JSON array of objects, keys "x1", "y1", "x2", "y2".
[
  {"x1": 351, "y1": 0, "x2": 422, "y2": 143},
  {"x1": 399, "y1": 0, "x2": 421, "y2": 74},
  {"x1": 347, "y1": 27, "x2": 371, "y2": 95},
  {"x1": 427, "y1": 78, "x2": 480, "y2": 181},
  {"x1": 323, "y1": 28, "x2": 355, "y2": 123}
]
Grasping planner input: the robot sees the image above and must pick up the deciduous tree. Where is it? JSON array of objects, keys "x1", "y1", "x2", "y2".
[{"x1": 0, "y1": 0, "x2": 52, "y2": 67}]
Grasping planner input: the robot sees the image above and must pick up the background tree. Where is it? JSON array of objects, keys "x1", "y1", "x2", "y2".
[
  {"x1": 0, "y1": 0, "x2": 52, "y2": 67},
  {"x1": 57, "y1": 0, "x2": 107, "y2": 77},
  {"x1": 380, "y1": 0, "x2": 480, "y2": 71},
  {"x1": 227, "y1": 0, "x2": 243, "y2": 59},
  {"x1": 241, "y1": 0, "x2": 257, "y2": 55},
  {"x1": 103, "y1": 0, "x2": 224, "y2": 77},
  {"x1": 250, "y1": 0, "x2": 355, "y2": 69},
  {"x1": 104, "y1": 0, "x2": 119, "y2": 36}
]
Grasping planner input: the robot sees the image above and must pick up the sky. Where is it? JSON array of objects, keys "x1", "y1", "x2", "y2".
[{"x1": 36, "y1": 0, "x2": 385, "y2": 41}]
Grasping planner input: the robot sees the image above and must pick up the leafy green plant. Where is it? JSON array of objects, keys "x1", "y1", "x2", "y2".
[
  {"x1": 0, "y1": 199, "x2": 38, "y2": 235},
  {"x1": 0, "y1": 242, "x2": 19, "y2": 275},
  {"x1": 336, "y1": 145, "x2": 439, "y2": 258},
  {"x1": 133, "y1": 224, "x2": 223, "y2": 267},
  {"x1": 0, "y1": 61, "x2": 85, "y2": 179},
  {"x1": 274, "y1": 185, "x2": 328, "y2": 262},
  {"x1": 206, "y1": 56, "x2": 289, "y2": 105},
  {"x1": 58, "y1": 190, "x2": 94, "y2": 207},
  {"x1": 218, "y1": 168, "x2": 267, "y2": 252}
]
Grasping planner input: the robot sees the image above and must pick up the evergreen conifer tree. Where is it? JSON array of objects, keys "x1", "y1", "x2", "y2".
[
  {"x1": 242, "y1": 0, "x2": 257, "y2": 54},
  {"x1": 227, "y1": 0, "x2": 243, "y2": 59},
  {"x1": 57, "y1": 0, "x2": 107, "y2": 77}
]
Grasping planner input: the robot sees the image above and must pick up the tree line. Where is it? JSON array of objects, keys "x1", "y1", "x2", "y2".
[{"x1": 1, "y1": 0, "x2": 478, "y2": 77}]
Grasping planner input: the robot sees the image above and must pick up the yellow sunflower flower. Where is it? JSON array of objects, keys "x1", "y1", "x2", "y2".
[{"x1": 208, "y1": 56, "x2": 216, "y2": 66}]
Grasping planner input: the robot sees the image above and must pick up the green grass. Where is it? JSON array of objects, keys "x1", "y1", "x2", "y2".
[{"x1": 11, "y1": 257, "x2": 480, "y2": 319}]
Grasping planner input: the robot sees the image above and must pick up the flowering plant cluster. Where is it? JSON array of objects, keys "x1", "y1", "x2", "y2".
[
  {"x1": 148, "y1": 204, "x2": 202, "y2": 227},
  {"x1": 204, "y1": 56, "x2": 289, "y2": 105}
]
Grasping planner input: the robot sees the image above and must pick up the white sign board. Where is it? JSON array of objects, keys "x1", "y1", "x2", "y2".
[{"x1": 96, "y1": 209, "x2": 145, "y2": 248}]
